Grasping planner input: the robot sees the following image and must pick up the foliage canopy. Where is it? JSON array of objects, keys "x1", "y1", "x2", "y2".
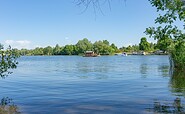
[
  {"x1": 146, "y1": 0, "x2": 185, "y2": 71},
  {"x1": 0, "y1": 44, "x2": 19, "y2": 78}
]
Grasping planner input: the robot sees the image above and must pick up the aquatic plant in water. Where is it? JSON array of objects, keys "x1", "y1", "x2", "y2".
[{"x1": 0, "y1": 97, "x2": 20, "y2": 114}]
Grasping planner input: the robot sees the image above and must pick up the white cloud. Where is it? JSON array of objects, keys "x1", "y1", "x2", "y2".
[{"x1": 4, "y1": 40, "x2": 31, "y2": 49}]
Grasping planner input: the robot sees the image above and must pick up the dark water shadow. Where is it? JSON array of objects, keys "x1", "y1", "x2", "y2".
[
  {"x1": 146, "y1": 71, "x2": 185, "y2": 113},
  {"x1": 140, "y1": 64, "x2": 148, "y2": 78},
  {"x1": 0, "y1": 97, "x2": 20, "y2": 114},
  {"x1": 75, "y1": 60, "x2": 110, "y2": 79},
  {"x1": 76, "y1": 61, "x2": 110, "y2": 73},
  {"x1": 146, "y1": 97, "x2": 185, "y2": 113},
  {"x1": 140, "y1": 64, "x2": 170, "y2": 78},
  {"x1": 140, "y1": 64, "x2": 148, "y2": 74},
  {"x1": 158, "y1": 65, "x2": 170, "y2": 77},
  {"x1": 170, "y1": 71, "x2": 185, "y2": 96}
]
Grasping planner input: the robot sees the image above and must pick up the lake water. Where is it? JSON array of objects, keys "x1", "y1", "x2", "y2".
[{"x1": 0, "y1": 55, "x2": 185, "y2": 114}]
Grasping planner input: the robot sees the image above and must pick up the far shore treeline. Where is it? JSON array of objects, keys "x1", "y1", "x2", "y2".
[{"x1": 14, "y1": 37, "x2": 166, "y2": 56}]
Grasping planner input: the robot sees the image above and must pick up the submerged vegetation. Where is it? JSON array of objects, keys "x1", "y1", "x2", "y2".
[
  {"x1": 170, "y1": 71, "x2": 185, "y2": 93},
  {"x1": 0, "y1": 97, "x2": 20, "y2": 114},
  {"x1": 146, "y1": 97, "x2": 185, "y2": 113}
]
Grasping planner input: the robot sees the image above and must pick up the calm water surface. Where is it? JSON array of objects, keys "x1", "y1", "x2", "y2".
[{"x1": 1, "y1": 55, "x2": 185, "y2": 114}]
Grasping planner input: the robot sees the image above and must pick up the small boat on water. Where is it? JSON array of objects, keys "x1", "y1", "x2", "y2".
[
  {"x1": 83, "y1": 51, "x2": 100, "y2": 57},
  {"x1": 121, "y1": 52, "x2": 127, "y2": 56}
]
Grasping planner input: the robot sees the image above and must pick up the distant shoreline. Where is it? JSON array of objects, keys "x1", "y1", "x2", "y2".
[{"x1": 20, "y1": 53, "x2": 169, "y2": 57}]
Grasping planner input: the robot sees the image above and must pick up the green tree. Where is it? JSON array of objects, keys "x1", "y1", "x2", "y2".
[
  {"x1": 126, "y1": 45, "x2": 133, "y2": 52},
  {"x1": 139, "y1": 37, "x2": 150, "y2": 51},
  {"x1": 61, "y1": 45, "x2": 75, "y2": 55},
  {"x1": 33, "y1": 47, "x2": 44, "y2": 55},
  {"x1": 93, "y1": 40, "x2": 114, "y2": 55},
  {"x1": 93, "y1": 41, "x2": 102, "y2": 54},
  {"x1": 119, "y1": 46, "x2": 125, "y2": 52},
  {"x1": 103, "y1": 40, "x2": 110, "y2": 46},
  {"x1": 43, "y1": 46, "x2": 53, "y2": 55},
  {"x1": 19, "y1": 49, "x2": 30, "y2": 56},
  {"x1": 53, "y1": 44, "x2": 62, "y2": 55},
  {"x1": 146, "y1": 0, "x2": 185, "y2": 71},
  {"x1": 76, "y1": 38, "x2": 93, "y2": 54},
  {"x1": 0, "y1": 44, "x2": 19, "y2": 78},
  {"x1": 110, "y1": 43, "x2": 119, "y2": 53},
  {"x1": 132, "y1": 44, "x2": 140, "y2": 52},
  {"x1": 149, "y1": 42, "x2": 157, "y2": 51},
  {"x1": 119, "y1": 44, "x2": 140, "y2": 52},
  {"x1": 156, "y1": 37, "x2": 173, "y2": 52}
]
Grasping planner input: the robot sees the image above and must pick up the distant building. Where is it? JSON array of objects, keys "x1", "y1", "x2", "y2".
[
  {"x1": 154, "y1": 50, "x2": 166, "y2": 55},
  {"x1": 132, "y1": 51, "x2": 146, "y2": 55},
  {"x1": 83, "y1": 51, "x2": 99, "y2": 57}
]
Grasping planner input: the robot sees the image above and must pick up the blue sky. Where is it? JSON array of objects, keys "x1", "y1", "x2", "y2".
[{"x1": 0, "y1": 0, "x2": 159, "y2": 49}]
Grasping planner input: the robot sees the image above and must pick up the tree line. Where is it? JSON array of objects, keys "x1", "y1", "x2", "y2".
[{"x1": 14, "y1": 37, "x2": 166, "y2": 56}]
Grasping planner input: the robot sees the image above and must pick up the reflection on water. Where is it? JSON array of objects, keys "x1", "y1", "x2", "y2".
[
  {"x1": 63, "y1": 104, "x2": 114, "y2": 114},
  {"x1": 146, "y1": 71, "x2": 185, "y2": 113},
  {"x1": 0, "y1": 97, "x2": 20, "y2": 114},
  {"x1": 76, "y1": 59, "x2": 110, "y2": 73},
  {"x1": 158, "y1": 65, "x2": 169, "y2": 77},
  {"x1": 170, "y1": 71, "x2": 185, "y2": 96},
  {"x1": 75, "y1": 58, "x2": 111, "y2": 79},
  {"x1": 146, "y1": 97, "x2": 185, "y2": 113},
  {"x1": 140, "y1": 64, "x2": 148, "y2": 78}
]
